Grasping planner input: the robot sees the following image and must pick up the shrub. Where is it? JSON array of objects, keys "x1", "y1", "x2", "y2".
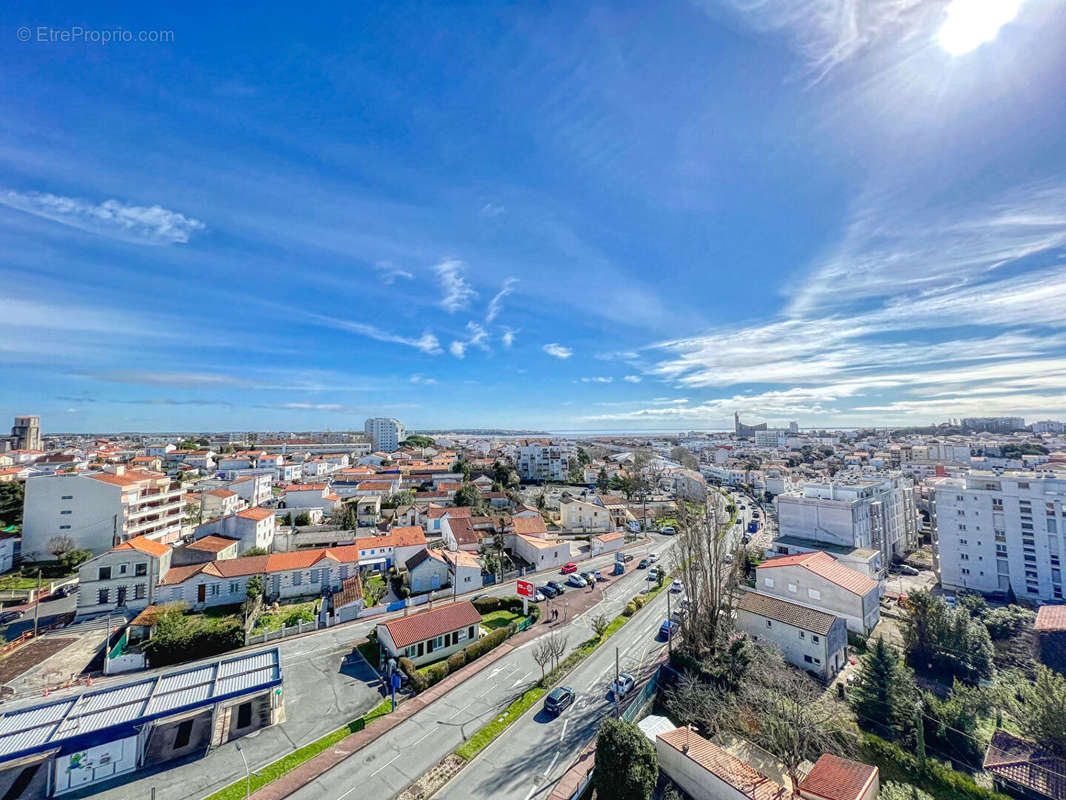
[
  {"x1": 473, "y1": 596, "x2": 502, "y2": 613},
  {"x1": 447, "y1": 651, "x2": 466, "y2": 672},
  {"x1": 464, "y1": 627, "x2": 508, "y2": 661},
  {"x1": 861, "y1": 734, "x2": 1011, "y2": 800},
  {"x1": 424, "y1": 661, "x2": 449, "y2": 687},
  {"x1": 623, "y1": 601, "x2": 638, "y2": 617},
  {"x1": 398, "y1": 656, "x2": 427, "y2": 693}
]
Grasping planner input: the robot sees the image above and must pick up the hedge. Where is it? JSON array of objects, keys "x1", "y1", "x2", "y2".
[
  {"x1": 398, "y1": 656, "x2": 427, "y2": 692},
  {"x1": 861, "y1": 734, "x2": 1011, "y2": 800},
  {"x1": 623, "y1": 601, "x2": 638, "y2": 617},
  {"x1": 447, "y1": 651, "x2": 466, "y2": 672},
  {"x1": 402, "y1": 616, "x2": 518, "y2": 693}
]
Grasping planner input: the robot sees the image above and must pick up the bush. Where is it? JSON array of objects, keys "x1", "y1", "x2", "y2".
[
  {"x1": 473, "y1": 596, "x2": 502, "y2": 613},
  {"x1": 861, "y1": 734, "x2": 1011, "y2": 800},
  {"x1": 398, "y1": 656, "x2": 427, "y2": 693},
  {"x1": 848, "y1": 630, "x2": 869, "y2": 652},
  {"x1": 447, "y1": 651, "x2": 466, "y2": 672},
  {"x1": 623, "y1": 601, "x2": 638, "y2": 617},
  {"x1": 424, "y1": 661, "x2": 449, "y2": 687},
  {"x1": 464, "y1": 627, "x2": 509, "y2": 661}
]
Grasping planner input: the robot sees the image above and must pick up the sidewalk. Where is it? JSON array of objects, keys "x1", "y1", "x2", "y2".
[{"x1": 246, "y1": 559, "x2": 642, "y2": 800}]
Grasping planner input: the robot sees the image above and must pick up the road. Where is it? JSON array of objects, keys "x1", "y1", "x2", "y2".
[
  {"x1": 2, "y1": 593, "x2": 77, "y2": 641},
  {"x1": 285, "y1": 533, "x2": 679, "y2": 800}
]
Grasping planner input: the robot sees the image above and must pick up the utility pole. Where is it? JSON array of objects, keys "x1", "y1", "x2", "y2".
[
  {"x1": 614, "y1": 646, "x2": 621, "y2": 718},
  {"x1": 667, "y1": 590, "x2": 672, "y2": 658},
  {"x1": 32, "y1": 569, "x2": 42, "y2": 638}
]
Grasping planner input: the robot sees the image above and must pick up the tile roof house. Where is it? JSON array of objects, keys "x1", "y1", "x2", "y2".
[
  {"x1": 655, "y1": 726, "x2": 790, "y2": 800},
  {"x1": 513, "y1": 516, "x2": 549, "y2": 538},
  {"x1": 756, "y1": 551, "x2": 881, "y2": 634},
  {"x1": 736, "y1": 591, "x2": 848, "y2": 680},
  {"x1": 984, "y1": 729, "x2": 1066, "y2": 800},
  {"x1": 376, "y1": 600, "x2": 482, "y2": 667},
  {"x1": 76, "y1": 536, "x2": 174, "y2": 619},
  {"x1": 798, "y1": 754, "x2": 879, "y2": 800},
  {"x1": 442, "y1": 516, "x2": 482, "y2": 552}
]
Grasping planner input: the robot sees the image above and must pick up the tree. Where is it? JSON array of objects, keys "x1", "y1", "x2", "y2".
[
  {"x1": 0, "y1": 482, "x2": 24, "y2": 526},
  {"x1": 245, "y1": 575, "x2": 264, "y2": 600},
  {"x1": 454, "y1": 483, "x2": 483, "y2": 510},
  {"x1": 333, "y1": 503, "x2": 359, "y2": 530},
  {"x1": 243, "y1": 547, "x2": 269, "y2": 557},
  {"x1": 901, "y1": 589, "x2": 994, "y2": 683},
  {"x1": 597, "y1": 467, "x2": 610, "y2": 493},
  {"x1": 58, "y1": 549, "x2": 92, "y2": 571},
  {"x1": 381, "y1": 490, "x2": 415, "y2": 509},
  {"x1": 547, "y1": 631, "x2": 568, "y2": 672},
  {"x1": 923, "y1": 680, "x2": 992, "y2": 765},
  {"x1": 283, "y1": 512, "x2": 293, "y2": 526},
  {"x1": 881, "y1": 782, "x2": 934, "y2": 800},
  {"x1": 536, "y1": 492, "x2": 547, "y2": 511},
  {"x1": 47, "y1": 535, "x2": 76, "y2": 560},
  {"x1": 294, "y1": 512, "x2": 312, "y2": 526},
  {"x1": 452, "y1": 460, "x2": 472, "y2": 482},
  {"x1": 567, "y1": 461, "x2": 584, "y2": 485},
  {"x1": 594, "y1": 719, "x2": 658, "y2": 800},
  {"x1": 851, "y1": 637, "x2": 915, "y2": 741},
  {"x1": 1018, "y1": 665, "x2": 1066, "y2": 756},
  {"x1": 363, "y1": 577, "x2": 387, "y2": 608},
  {"x1": 590, "y1": 613, "x2": 610, "y2": 639},
  {"x1": 670, "y1": 446, "x2": 698, "y2": 470},
  {"x1": 402, "y1": 435, "x2": 436, "y2": 449},
  {"x1": 533, "y1": 638, "x2": 553, "y2": 683}
]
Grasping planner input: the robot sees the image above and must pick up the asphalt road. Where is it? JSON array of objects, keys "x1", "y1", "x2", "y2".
[
  {"x1": 285, "y1": 533, "x2": 680, "y2": 800},
  {"x1": 435, "y1": 564, "x2": 679, "y2": 800},
  {"x1": 1, "y1": 593, "x2": 77, "y2": 641}
]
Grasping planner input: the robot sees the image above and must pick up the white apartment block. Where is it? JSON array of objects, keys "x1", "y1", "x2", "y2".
[
  {"x1": 516, "y1": 441, "x2": 574, "y2": 482},
  {"x1": 775, "y1": 477, "x2": 918, "y2": 575},
  {"x1": 932, "y1": 472, "x2": 1066, "y2": 602},
  {"x1": 364, "y1": 418, "x2": 406, "y2": 452},
  {"x1": 23, "y1": 469, "x2": 184, "y2": 560},
  {"x1": 753, "y1": 429, "x2": 789, "y2": 448}
]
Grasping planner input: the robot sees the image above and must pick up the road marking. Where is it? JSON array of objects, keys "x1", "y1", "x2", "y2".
[
  {"x1": 543, "y1": 751, "x2": 560, "y2": 777},
  {"x1": 512, "y1": 671, "x2": 531, "y2": 688},
  {"x1": 446, "y1": 701, "x2": 474, "y2": 720},
  {"x1": 559, "y1": 719, "x2": 568, "y2": 742},
  {"x1": 411, "y1": 727, "x2": 435, "y2": 745},
  {"x1": 337, "y1": 783, "x2": 362, "y2": 800},
  {"x1": 368, "y1": 752, "x2": 401, "y2": 777}
]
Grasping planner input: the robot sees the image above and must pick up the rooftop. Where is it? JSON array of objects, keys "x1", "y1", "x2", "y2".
[
  {"x1": 757, "y1": 551, "x2": 877, "y2": 596},
  {"x1": 737, "y1": 590, "x2": 839, "y2": 636},
  {"x1": 379, "y1": 600, "x2": 482, "y2": 649},
  {"x1": 798, "y1": 753, "x2": 878, "y2": 800},
  {"x1": 657, "y1": 727, "x2": 789, "y2": 800}
]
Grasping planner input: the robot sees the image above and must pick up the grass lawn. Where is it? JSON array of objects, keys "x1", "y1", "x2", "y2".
[
  {"x1": 356, "y1": 639, "x2": 381, "y2": 669},
  {"x1": 480, "y1": 609, "x2": 523, "y2": 631},
  {"x1": 0, "y1": 575, "x2": 47, "y2": 592},
  {"x1": 255, "y1": 600, "x2": 317, "y2": 632},
  {"x1": 363, "y1": 574, "x2": 386, "y2": 606},
  {"x1": 204, "y1": 698, "x2": 393, "y2": 800},
  {"x1": 455, "y1": 687, "x2": 546, "y2": 760}
]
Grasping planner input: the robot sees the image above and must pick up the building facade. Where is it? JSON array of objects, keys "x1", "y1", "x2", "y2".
[
  {"x1": 363, "y1": 418, "x2": 406, "y2": 452},
  {"x1": 515, "y1": 441, "x2": 573, "y2": 482},
  {"x1": 932, "y1": 472, "x2": 1066, "y2": 601},
  {"x1": 10, "y1": 415, "x2": 42, "y2": 451}
]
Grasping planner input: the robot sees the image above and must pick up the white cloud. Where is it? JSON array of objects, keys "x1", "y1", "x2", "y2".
[
  {"x1": 486, "y1": 277, "x2": 518, "y2": 323},
  {"x1": 543, "y1": 343, "x2": 573, "y2": 359},
  {"x1": 624, "y1": 375, "x2": 642, "y2": 383},
  {"x1": 409, "y1": 375, "x2": 438, "y2": 385},
  {"x1": 581, "y1": 376, "x2": 614, "y2": 384},
  {"x1": 374, "y1": 261, "x2": 414, "y2": 284},
  {"x1": 450, "y1": 322, "x2": 490, "y2": 359},
  {"x1": 434, "y1": 259, "x2": 477, "y2": 313},
  {"x1": 480, "y1": 202, "x2": 506, "y2": 218},
  {"x1": 299, "y1": 311, "x2": 442, "y2": 354},
  {"x1": 501, "y1": 329, "x2": 516, "y2": 349},
  {"x1": 0, "y1": 189, "x2": 205, "y2": 245},
  {"x1": 279, "y1": 402, "x2": 343, "y2": 411}
]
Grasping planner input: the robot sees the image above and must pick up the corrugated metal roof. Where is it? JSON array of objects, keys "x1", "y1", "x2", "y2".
[{"x1": 0, "y1": 647, "x2": 281, "y2": 763}]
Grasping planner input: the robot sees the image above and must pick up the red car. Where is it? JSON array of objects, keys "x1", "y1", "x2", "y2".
[{"x1": 561, "y1": 562, "x2": 578, "y2": 574}]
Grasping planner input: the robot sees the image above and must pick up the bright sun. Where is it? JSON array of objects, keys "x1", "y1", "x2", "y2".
[{"x1": 938, "y1": 0, "x2": 1025, "y2": 55}]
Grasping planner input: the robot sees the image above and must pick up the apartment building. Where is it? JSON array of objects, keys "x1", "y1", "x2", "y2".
[
  {"x1": 932, "y1": 472, "x2": 1066, "y2": 601},
  {"x1": 774, "y1": 477, "x2": 918, "y2": 576},
  {"x1": 364, "y1": 418, "x2": 406, "y2": 452},
  {"x1": 22, "y1": 469, "x2": 184, "y2": 560},
  {"x1": 516, "y1": 440, "x2": 573, "y2": 482}
]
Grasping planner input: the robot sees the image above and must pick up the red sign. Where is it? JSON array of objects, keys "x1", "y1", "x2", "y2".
[{"x1": 516, "y1": 579, "x2": 535, "y2": 598}]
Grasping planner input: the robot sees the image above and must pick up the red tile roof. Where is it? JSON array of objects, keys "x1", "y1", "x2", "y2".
[
  {"x1": 113, "y1": 536, "x2": 169, "y2": 557},
  {"x1": 237, "y1": 507, "x2": 274, "y2": 521},
  {"x1": 798, "y1": 754, "x2": 878, "y2": 800},
  {"x1": 757, "y1": 551, "x2": 877, "y2": 596},
  {"x1": 160, "y1": 544, "x2": 360, "y2": 584},
  {"x1": 1035, "y1": 605, "x2": 1066, "y2": 632},
  {"x1": 379, "y1": 601, "x2": 482, "y2": 649},
  {"x1": 595, "y1": 532, "x2": 624, "y2": 542},
  {"x1": 513, "y1": 516, "x2": 548, "y2": 536},
  {"x1": 186, "y1": 535, "x2": 239, "y2": 553},
  {"x1": 656, "y1": 728, "x2": 789, "y2": 800},
  {"x1": 983, "y1": 729, "x2": 1066, "y2": 800}
]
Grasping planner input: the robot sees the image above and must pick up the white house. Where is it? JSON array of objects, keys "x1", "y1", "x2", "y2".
[
  {"x1": 756, "y1": 551, "x2": 881, "y2": 634},
  {"x1": 559, "y1": 498, "x2": 612, "y2": 532},
  {"x1": 736, "y1": 590, "x2": 848, "y2": 680},
  {"x1": 76, "y1": 536, "x2": 172, "y2": 618},
  {"x1": 512, "y1": 534, "x2": 571, "y2": 571},
  {"x1": 376, "y1": 601, "x2": 481, "y2": 667},
  {"x1": 591, "y1": 531, "x2": 625, "y2": 555}
]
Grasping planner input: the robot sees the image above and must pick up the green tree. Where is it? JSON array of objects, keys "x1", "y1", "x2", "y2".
[
  {"x1": 567, "y1": 461, "x2": 584, "y2": 484},
  {"x1": 1019, "y1": 665, "x2": 1066, "y2": 756},
  {"x1": 536, "y1": 491, "x2": 547, "y2": 511},
  {"x1": 381, "y1": 490, "x2": 415, "y2": 509},
  {"x1": 245, "y1": 574, "x2": 264, "y2": 600},
  {"x1": 923, "y1": 681, "x2": 991, "y2": 765},
  {"x1": 58, "y1": 549, "x2": 92, "y2": 571},
  {"x1": 243, "y1": 547, "x2": 269, "y2": 557},
  {"x1": 452, "y1": 459, "x2": 472, "y2": 482},
  {"x1": 851, "y1": 637, "x2": 915, "y2": 741},
  {"x1": 880, "y1": 782, "x2": 933, "y2": 800},
  {"x1": 901, "y1": 590, "x2": 994, "y2": 683},
  {"x1": 596, "y1": 467, "x2": 610, "y2": 493},
  {"x1": 294, "y1": 512, "x2": 312, "y2": 526},
  {"x1": 594, "y1": 719, "x2": 658, "y2": 800},
  {"x1": 0, "y1": 482, "x2": 24, "y2": 526},
  {"x1": 454, "y1": 483, "x2": 482, "y2": 509},
  {"x1": 402, "y1": 435, "x2": 436, "y2": 448}
]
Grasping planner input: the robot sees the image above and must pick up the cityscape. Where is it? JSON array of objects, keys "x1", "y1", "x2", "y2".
[{"x1": 3, "y1": 2, "x2": 1066, "y2": 800}]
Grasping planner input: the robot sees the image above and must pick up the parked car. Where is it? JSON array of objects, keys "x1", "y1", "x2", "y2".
[
  {"x1": 648, "y1": 553, "x2": 658, "y2": 562},
  {"x1": 899, "y1": 565, "x2": 920, "y2": 576},
  {"x1": 658, "y1": 619, "x2": 679, "y2": 640},
  {"x1": 622, "y1": 553, "x2": 634, "y2": 562},
  {"x1": 580, "y1": 571, "x2": 596, "y2": 584},
  {"x1": 533, "y1": 591, "x2": 546, "y2": 602},
  {"x1": 567, "y1": 574, "x2": 587, "y2": 588},
  {"x1": 679, "y1": 597, "x2": 692, "y2": 612},
  {"x1": 612, "y1": 562, "x2": 625, "y2": 576},
  {"x1": 594, "y1": 570, "x2": 606, "y2": 582},
  {"x1": 670, "y1": 579, "x2": 683, "y2": 593},
  {"x1": 547, "y1": 580, "x2": 566, "y2": 594},
  {"x1": 659, "y1": 526, "x2": 676, "y2": 535},
  {"x1": 51, "y1": 584, "x2": 77, "y2": 599},
  {"x1": 648, "y1": 568, "x2": 659, "y2": 581},
  {"x1": 609, "y1": 673, "x2": 635, "y2": 699},
  {"x1": 561, "y1": 562, "x2": 578, "y2": 574},
  {"x1": 0, "y1": 611, "x2": 20, "y2": 625},
  {"x1": 539, "y1": 584, "x2": 559, "y2": 598},
  {"x1": 544, "y1": 686, "x2": 575, "y2": 714},
  {"x1": 638, "y1": 558, "x2": 649, "y2": 569}
]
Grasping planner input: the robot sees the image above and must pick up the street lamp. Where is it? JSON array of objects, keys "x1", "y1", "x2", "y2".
[{"x1": 235, "y1": 741, "x2": 251, "y2": 799}]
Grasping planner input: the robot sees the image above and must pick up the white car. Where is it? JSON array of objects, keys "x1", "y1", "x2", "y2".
[
  {"x1": 610, "y1": 673, "x2": 636, "y2": 699},
  {"x1": 670, "y1": 579, "x2": 683, "y2": 593},
  {"x1": 648, "y1": 568, "x2": 659, "y2": 581},
  {"x1": 566, "y1": 574, "x2": 588, "y2": 588},
  {"x1": 648, "y1": 553, "x2": 658, "y2": 562}
]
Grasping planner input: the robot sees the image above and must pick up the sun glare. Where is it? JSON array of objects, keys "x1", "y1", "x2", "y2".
[{"x1": 938, "y1": 0, "x2": 1024, "y2": 55}]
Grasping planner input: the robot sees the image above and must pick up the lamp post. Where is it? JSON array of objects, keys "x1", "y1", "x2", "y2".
[{"x1": 235, "y1": 741, "x2": 251, "y2": 799}]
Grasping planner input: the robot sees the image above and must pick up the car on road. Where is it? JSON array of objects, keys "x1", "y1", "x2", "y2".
[
  {"x1": 561, "y1": 562, "x2": 578, "y2": 574},
  {"x1": 679, "y1": 597, "x2": 691, "y2": 612},
  {"x1": 638, "y1": 558, "x2": 649, "y2": 569},
  {"x1": 566, "y1": 574, "x2": 587, "y2": 588},
  {"x1": 539, "y1": 584, "x2": 558, "y2": 598},
  {"x1": 594, "y1": 570, "x2": 606, "y2": 582},
  {"x1": 0, "y1": 611, "x2": 20, "y2": 625},
  {"x1": 659, "y1": 526, "x2": 676, "y2": 535},
  {"x1": 547, "y1": 580, "x2": 567, "y2": 594},
  {"x1": 670, "y1": 579, "x2": 683, "y2": 593},
  {"x1": 617, "y1": 552, "x2": 634, "y2": 563},
  {"x1": 659, "y1": 619, "x2": 679, "y2": 639},
  {"x1": 609, "y1": 673, "x2": 635, "y2": 699},
  {"x1": 533, "y1": 591, "x2": 546, "y2": 602},
  {"x1": 544, "y1": 686, "x2": 575, "y2": 714},
  {"x1": 898, "y1": 564, "x2": 920, "y2": 576},
  {"x1": 648, "y1": 567, "x2": 659, "y2": 581},
  {"x1": 51, "y1": 584, "x2": 77, "y2": 599},
  {"x1": 612, "y1": 562, "x2": 625, "y2": 576},
  {"x1": 648, "y1": 553, "x2": 658, "y2": 562}
]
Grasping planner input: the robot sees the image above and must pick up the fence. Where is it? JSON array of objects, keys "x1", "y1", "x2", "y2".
[{"x1": 245, "y1": 618, "x2": 318, "y2": 645}]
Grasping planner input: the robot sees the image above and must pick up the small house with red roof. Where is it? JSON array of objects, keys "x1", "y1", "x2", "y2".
[
  {"x1": 75, "y1": 536, "x2": 173, "y2": 618},
  {"x1": 756, "y1": 551, "x2": 881, "y2": 634},
  {"x1": 376, "y1": 600, "x2": 482, "y2": 667},
  {"x1": 798, "y1": 753, "x2": 879, "y2": 800}
]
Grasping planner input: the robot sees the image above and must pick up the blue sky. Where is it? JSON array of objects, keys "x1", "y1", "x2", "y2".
[{"x1": 2, "y1": 0, "x2": 1066, "y2": 433}]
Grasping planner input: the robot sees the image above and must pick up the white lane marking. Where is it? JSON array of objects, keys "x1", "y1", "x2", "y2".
[
  {"x1": 337, "y1": 784, "x2": 362, "y2": 800},
  {"x1": 411, "y1": 727, "x2": 435, "y2": 746},
  {"x1": 512, "y1": 671, "x2": 531, "y2": 688},
  {"x1": 544, "y1": 751, "x2": 560, "y2": 776},
  {"x1": 559, "y1": 719, "x2": 569, "y2": 742},
  {"x1": 368, "y1": 752, "x2": 401, "y2": 777},
  {"x1": 446, "y1": 701, "x2": 475, "y2": 720}
]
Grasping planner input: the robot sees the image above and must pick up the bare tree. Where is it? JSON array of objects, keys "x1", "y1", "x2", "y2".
[
  {"x1": 47, "y1": 534, "x2": 76, "y2": 559},
  {"x1": 547, "y1": 631, "x2": 569, "y2": 672},
  {"x1": 669, "y1": 496, "x2": 743, "y2": 657},
  {"x1": 590, "y1": 613, "x2": 610, "y2": 639},
  {"x1": 533, "y1": 638, "x2": 554, "y2": 683}
]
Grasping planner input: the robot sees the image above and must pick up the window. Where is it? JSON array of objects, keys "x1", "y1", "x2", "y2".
[
  {"x1": 808, "y1": 588, "x2": 821, "y2": 601},
  {"x1": 98, "y1": 588, "x2": 109, "y2": 605},
  {"x1": 59, "y1": 525, "x2": 71, "y2": 530},
  {"x1": 134, "y1": 584, "x2": 146, "y2": 600},
  {"x1": 135, "y1": 563, "x2": 147, "y2": 576},
  {"x1": 764, "y1": 577, "x2": 775, "y2": 588},
  {"x1": 98, "y1": 567, "x2": 112, "y2": 581},
  {"x1": 798, "y1": 631, "x2": 805, "y2": 639},
  {"x1": 60, "y1": 510, "x2": 71, "y2": 515},
  {"x1": 468, "y1": 625, "x2": 475, "y2": 640},
  {"x1": 310, "y1": 569, "x2": 320, "y2": 583},
  {"x1": 119, "y1": 564, "x2": 127, "y2": 574},
  {"x1": 174, "y1": 719, "x2": 193, "y2": 749},
  {"x1": 209, "y1": 584, "x2": 220, "y2": 596},
  {"x1": 804, "y1": 655, "x2": 814, "y2": 663},
  {"x1": 61, "y1": 495, "x2": 73, "y2": 500},
  {"x1": 766, "y1": 620, "x2": 772, "y2": 628},
  {"x1": 788, "y1": 583, "x2": 797, "y2": 593},
  {"x1": 293, "y1": 572, "x2": 302, "y2": 586},
  {"x1": 960, "y1": 554, "x2": 969, "y2": 561},
  {"x1": 812, "y1": 635, "x2": 820, "y2": 643},
  {"x1": 237, "y1": 702, "x2": 253, "y2": 728},
  {"x1": 230, "y1": 581, "x2": 240, "y2": 593},
  {"x1": 961, "y1": 568, "x2": 970, "y2": 575}
]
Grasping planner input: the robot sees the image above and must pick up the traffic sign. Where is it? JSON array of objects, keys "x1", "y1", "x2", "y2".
[{"x1": 516, "y1": 579, "x2": 535, "y2": 598}]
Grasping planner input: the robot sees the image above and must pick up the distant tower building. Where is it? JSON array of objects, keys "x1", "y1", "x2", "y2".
[
  {"x1": 363, "y1": 418, "x2": 406, "y2": 452},
  {"x1": 11, "y1": 415, "x2": 42, "y2": 450},
  {"x1": 734, "y1": 411, "x2": 767, "y2": 439}
]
